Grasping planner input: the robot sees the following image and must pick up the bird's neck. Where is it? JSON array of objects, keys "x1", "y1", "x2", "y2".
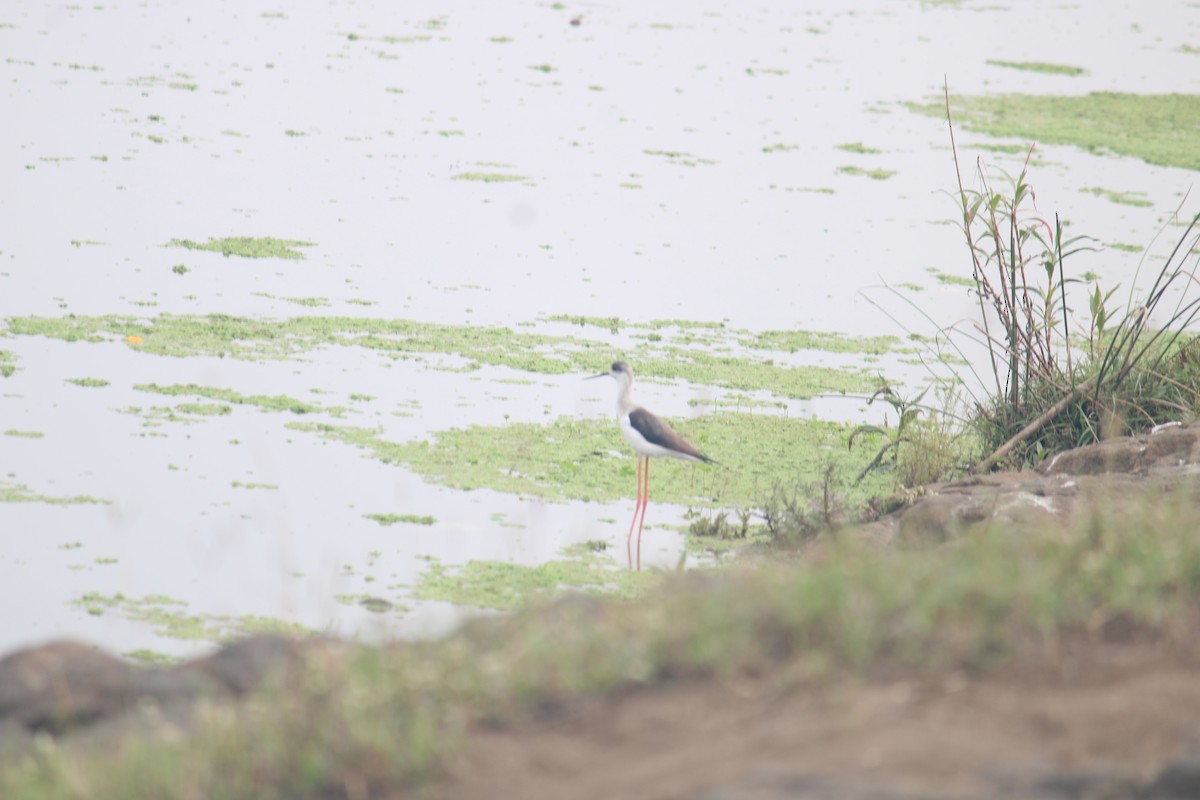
[{"x1": 616, "y1": 377, "x2": 634, "y2": 416}]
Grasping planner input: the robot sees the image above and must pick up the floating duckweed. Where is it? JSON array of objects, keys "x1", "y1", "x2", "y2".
[
  {"x1": 1081, "y1": 187, "x2": 1153, "y2": 207},
  {"x1": 414, "y1": 549, "x2": 649, "y2": 610},
  {"x1": 166, "y1": 237, "x2": 315, "y2": 260},
  {"x1": 909, "y1": 92, "x2": 1200, "y2": 171},
  {"x1": 289, "y1": 411, "x2": 892, "y2": 508},
  {"x1": 366, "y1": 513, "x2": 436, "y2": 526},
  {"x1": 986, "y1": 60, "x2": 1085, "y2": 76},
  {"x1": 1, "y1": 481, "x2": 106, "y2": 505},
  {"x1": 8, "y1": 314, "x2": 884, "y2": 399},
  {"x1": 66, "y1": 377, "x2": 110, "y2": 388},
  {"x1": 837, "y1": 165, "x2": 896, "y2": 180},
  {"x1": 452, "y1": 172, "x2": 528, "y2": 183},
  {"x1": 176, "y1": 403, "x2": 232, "y2": 416},
  {"x1": 135, "y1": 383, "x2": 335, "y2": 415},
  {"x1": 72, "y1": 593, "x2": 314, "y2": 642}
]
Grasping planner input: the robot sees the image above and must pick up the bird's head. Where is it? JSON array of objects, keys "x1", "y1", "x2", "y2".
[{"x1": 587, "y1": 361, "x2": 634, "y2": 387}]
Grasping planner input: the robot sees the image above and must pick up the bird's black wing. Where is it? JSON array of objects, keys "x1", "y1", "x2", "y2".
[{"x1": 628, "y1": 407, "x2": 715, "y2": 463}]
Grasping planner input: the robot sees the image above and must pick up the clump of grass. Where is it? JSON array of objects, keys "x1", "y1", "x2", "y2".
[
  {"x1": 850, "y1": 385, "x2": 969, "y2": 486},
  {"x1": 6, "y1": 491, "x2": 1200, "y2": 798},
  {"x1": 759, "y1": 462, "x2": 852, "y2": 542},
  {"x1": 687, "y1": 507, "x2": 753, "y2": 539},
  {"x1": 938, "y1": 85, "x2": 1200, "y2": 469}
]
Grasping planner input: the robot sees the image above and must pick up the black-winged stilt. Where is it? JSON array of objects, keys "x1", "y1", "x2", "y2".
[{"x1": 589, "y1": 361, "x2": 716, "y2": 568}]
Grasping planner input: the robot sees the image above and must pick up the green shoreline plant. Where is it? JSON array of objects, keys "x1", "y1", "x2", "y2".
[
  {"x1": 946, "y1": 128, "x2": 1200, "y2": 467},
  {"x1": 877, "y1": 89, "x2": 1200, "y2": 477}
]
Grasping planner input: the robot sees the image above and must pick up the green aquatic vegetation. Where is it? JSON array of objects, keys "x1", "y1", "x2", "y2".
[
  {"x1": 414, "y1": 547, "x2": 648, "y2": 610},
  {"x1": 1081, "y1": 187, "x2": 1153, "y2": 207},
  {"x1": 643, "y1": 149, "x2": 716, "y2": 166},
  {"x1": 124, "y1": 649, "x2": 179, "y2": 666},
  {"x1": 1108, "y1": 242, "x2": 1142, "y2": 253},
  {"x1": 290, "y1": 412, "x2": 893, "y2": 509},
  {"x1": 0, "y1": 349, "x2": 14, "y2": 377},
  {"x1": 336, "y1": 595, "x2": 398, "y2": 613},
  {"x1": 986, "y1": 60, "x2": 1085, "y2": 76},
  {"x1": 120, "y1": 405, "x2": 203, "y2": 427},
  {"x1": 0, "y1": 481, "x2": 106, "y2": 505},
  {"x1": 925, "y1": 267, "x2": 976, "y2": 287},
  {"x1": 968, "y1": 142, "x2": 1036, "y2": 154},
  {"x1": 549, "y1": 314, "x2": 903, "y2": 363},
  {"x1": 4, "y1": 429, "x2": 43, "y2": 438},
  {"x1": 366, "y1": 512, "x2": 436, "y2": 526},
  {"x1": 745, "y1": 329, "x2": 904, "y2": 355},
  {"x1": 910, "y1": 92, "x2": 1200, "y2": 170},
  {"x1": 166, "y1": 237, "x2": 315, "y2": 260},
  {"x1": 836, "y1": 142, "x2": 881, "y2": 154},
  {"x1": 282, "y1": 296, "x2": 330, "y2": 307},
  {"x1": 66, "y1": 377, "x2": 110, "y2": 387},
  {"x1": 176, "y1": 403, "x2": 232, "y2": 415},
  {"x1": 135, "y1": 383, "x2": 336, "y2": 415},
  {"x1": 688, "y1": 395, "x2": 786, "y2": 411},
  {"x1": 231, "y1": 481, "x2": 279, "y2": 490},
  {"x1": 762, "y1": 143, "x2": 799, "y2": 153},
  {"x1": 73, "y1": 592, "x2": 313, "y2": 642},
  {"x1": 546, "y1": 314, "x2": 629, "y2": 333},
  {"x1": 6, "y1": 314, "x2": 882, "y2": 399},
  {"x1": 452, "y1": 172, "x2": 528, "y2": 183},
  {"x1": 837, "y1": 165, "x2": 896, "y2": 180}
]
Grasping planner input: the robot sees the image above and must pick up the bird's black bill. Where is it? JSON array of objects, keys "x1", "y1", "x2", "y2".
[{"x1": 585, "y1": 372, "x2": 609, "y2": 380}]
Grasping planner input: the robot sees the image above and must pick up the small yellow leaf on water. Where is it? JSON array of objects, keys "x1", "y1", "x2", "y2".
[{"x1": 126, "y1": 335, "x2": 143, "y2": 345}]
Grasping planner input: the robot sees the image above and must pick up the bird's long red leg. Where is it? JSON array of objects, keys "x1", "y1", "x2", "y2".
[
  {"x1": 636, "y1": 457, "x2": 650, "y2": 571},
  {"x1": 627, "y1": 457, "x2": 644, "y2": 568}
]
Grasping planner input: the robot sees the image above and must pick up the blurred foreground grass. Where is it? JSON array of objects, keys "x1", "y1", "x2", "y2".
[{"x1": 6, "y1": 489, "x2": 1200, "y2": 799}]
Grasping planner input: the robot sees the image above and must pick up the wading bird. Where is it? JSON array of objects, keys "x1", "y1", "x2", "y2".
[{"x1": 588, "y1": 361, "x2": 716, "y2": 569}]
